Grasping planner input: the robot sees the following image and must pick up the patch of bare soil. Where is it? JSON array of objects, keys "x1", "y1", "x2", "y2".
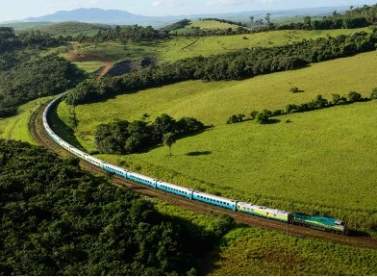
[{"x1": 67, "y1": 42, "x2": 113, "y2": 78}]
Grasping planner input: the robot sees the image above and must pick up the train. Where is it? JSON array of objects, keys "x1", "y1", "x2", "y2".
[{"x1": 42, "y1": 95, "x2": 348, "y2": 235}]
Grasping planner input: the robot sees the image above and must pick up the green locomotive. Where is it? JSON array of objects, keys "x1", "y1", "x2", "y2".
[{"x1": 289, "y1": 212, "x2": 348, "y2": 234}]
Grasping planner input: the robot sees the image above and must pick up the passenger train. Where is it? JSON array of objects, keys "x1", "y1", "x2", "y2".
[{"x1": 43, "y1": 96, "x2": 348, "y2": 235}]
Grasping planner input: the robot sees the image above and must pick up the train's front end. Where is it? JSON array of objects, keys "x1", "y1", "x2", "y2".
[{"x1": 334, "y1": 219, "x2": 348, "y2": 235}]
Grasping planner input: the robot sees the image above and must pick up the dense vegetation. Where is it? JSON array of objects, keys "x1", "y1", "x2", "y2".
[
  {"x1": 95, "y1": 114, "x2": 205, "y2": 154},
  {"x1": 0, "y1": 27, "x2": 85, "y2": 118},
  {"x1": 0, "y1": 139, "x2": 234, "y2": 275},
  {"x1": 65, "y1": 29, "x2": 377, "y2": 106}
]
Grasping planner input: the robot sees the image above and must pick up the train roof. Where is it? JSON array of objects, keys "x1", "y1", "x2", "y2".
[
  {"x1": 193, "y1": 191, "x2": 237, "y2": 203},
  {"x1": 237, "y1": 202, "x2": 290, "y2": 215},
  {"x1": 127, "y1": 170, "x2": 156, "y2": 181},
  {"x1": 157, "y1": 180, "x2": 194, "y2": 192}
]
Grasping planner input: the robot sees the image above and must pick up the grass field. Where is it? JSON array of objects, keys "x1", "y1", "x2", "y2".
[
  {"x1": 68, "y1": 27, "x2": 371, "y2": 65},
  {"x1": 203, "y1": 226, "x2": 377, "y2": 275},
  {"x1": 156, "y1": 198, "x2": 377, "y2": 275},
  {"x1": 56, "y1": 50, "x2": 377, "y2": 231},
  {"x1": 0, "y1": 97, "x2": 53, "y2": 144}
]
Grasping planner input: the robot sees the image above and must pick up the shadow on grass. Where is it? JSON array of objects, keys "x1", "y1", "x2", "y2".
[
  {"x1": 261, "y1": 118, "x2": 281, "y2": 125},
  {"x1": 348, "y1": 229, "x2": 372, "y2": 238},
  {"x1": 49, "y1": 102, "x2": 86, "y2": 152},
  {"x1": 186, "y1": 151, "x2": 212, "y2": 156}
]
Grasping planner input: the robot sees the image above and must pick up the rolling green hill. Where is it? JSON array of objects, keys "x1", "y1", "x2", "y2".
[
  {"x1": 36, "y1": 21, "x2": 111, "y2": 36},
  {"x1": 59, "y1": 26, "x2": 371, "y2": 75},
  {"x1": 55, "y1": 50, "x2": 377, "y2": 232}
]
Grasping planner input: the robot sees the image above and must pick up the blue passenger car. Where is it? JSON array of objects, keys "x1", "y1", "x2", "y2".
[
  {"x1": 126, "y1": 171, "x2": 157, "y2": 188},
  {"x1": 193, "y1": 191, "x2": 237, "y2": 211},
  {"x1": 103, "y1": 163, "x2": 128, "y2": 178},
  {"x1": 156, "y1": 180, "x2": 194, "y2": 199}
]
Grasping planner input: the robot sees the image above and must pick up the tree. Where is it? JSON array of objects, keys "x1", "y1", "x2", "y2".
[
  {"x1": 249, "y1": 16, "x2": 254, "y2": 32},
  {"x1": 163, "y1": 132, "x2": 176, "y2": 156},
  {"x1": 250, "y1": 110, "x2": 258, "y2": 120},
  {"x1": 303, "y1": 16, "x2": 312, "y2": 29},
  {"x1": 370, "y1": 87, "x2": 377, "y2": 99},
  {"x1": 348, "y1": 91, "x2": 362, "y2": 102},
  {"x1": 265, "y1": 13, "x2": 271, "y2": 25}
]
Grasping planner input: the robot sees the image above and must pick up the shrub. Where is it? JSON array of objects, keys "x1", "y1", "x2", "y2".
[{"x1": 370, "y1": 88, "x2": 377, "y2": 99}]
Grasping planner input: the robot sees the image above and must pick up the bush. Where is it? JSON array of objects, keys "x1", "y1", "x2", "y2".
[
  {"x1": 348, "y1": 91, "x2": 362, "y2": 102},
  {"x1": 370, "y1": 88, "x2": 377, "y2": 99}
]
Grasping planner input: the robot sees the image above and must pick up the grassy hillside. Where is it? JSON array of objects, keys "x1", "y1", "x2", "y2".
[
  {"x1": 36, "y1": 21, "x2": 111, "y2": 36},
  {"x1": 0, "y1": 96, "x2": 53, "y2": 144},
  {"x1": 0, "y1": 22, "x2": 52, "y2": 31},
  {"x1": 204, "y1": 227, "x2": 377, "y2": 275},
  {"x1": 65, "y1": 27, "x2": 371, "y2": 67},
  {"x1": 56, "y1": 50, "x2": 377, "y2": 231}
]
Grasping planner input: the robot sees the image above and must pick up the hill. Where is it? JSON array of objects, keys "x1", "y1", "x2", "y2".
[
  {"x1": 36, "y1": 21, "x2": 111, "y2": 36},
  {"x1": 56, "y1": 50, "x2": 377, "y2": 233},
  {"x1": 1, "y1": 6, "x2": 351, "y2": 28}
]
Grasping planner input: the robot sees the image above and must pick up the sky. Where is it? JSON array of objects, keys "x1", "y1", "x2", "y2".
[{"x1": 1, "y1": 0, "x2": 376, "y2": 22}]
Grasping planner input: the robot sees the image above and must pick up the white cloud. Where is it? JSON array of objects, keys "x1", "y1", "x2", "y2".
[
  {"x1": 151, "y1": 0, "x2": 184, "y2": 8},
  {"x1": 151, "y1": 1, "x2": 163, "y2": 7}
]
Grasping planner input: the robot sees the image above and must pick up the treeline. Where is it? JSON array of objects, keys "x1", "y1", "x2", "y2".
[
  {"x1": 278, "y1": 16, "x2": 369, "y2": 31},
  {"x1": 0, "y1": 139, "x2": 235, "y2": 275},
  {"x1": 166, "y1": 18, "x2": 250, "y2": 37},
  {"x1": 90, "y1": 25, "x2": 169, "y2": 44},
  {"x1": 65, "y1": 30, "x2": 377, "y2": 106},
  {"x1": 95, "y1": 114, "x2": 205, "y2": 154},
  {"x1": 160, "y1": 19, "x2": 192, "y2": 33},
  {"x1": 228, "y1": 88, "x2": 377, "y2": 125},
  {"x1": 0, "y1": 27, "x2": 85, "y2": 118},
  {"x1": 200, "y1": 17, "x2": 247, "y2": 28},
  {"x1": 278, "y1": 4, "x2": 377, "y2": 31}
]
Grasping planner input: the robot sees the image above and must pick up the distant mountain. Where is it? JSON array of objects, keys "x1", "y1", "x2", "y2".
[
  {"x1": 22, "y1": 8, "x2": 168, "y2": 26},
  {"x1": 1, "y1": 6, "x2": 351, "y2": 28}
]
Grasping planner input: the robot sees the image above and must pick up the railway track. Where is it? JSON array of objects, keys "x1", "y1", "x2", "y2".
[{"x1": 30, "y1": 100, "x2": 377, "y2": 250}]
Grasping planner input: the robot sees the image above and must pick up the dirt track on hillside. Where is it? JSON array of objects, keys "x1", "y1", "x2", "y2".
[{"x1": 67, "y1": 42, "x2": 112, "y2": 79}]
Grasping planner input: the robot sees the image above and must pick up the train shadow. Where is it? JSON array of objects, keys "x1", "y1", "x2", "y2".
[
  {"x1": 348, "y1": 229, "x2": 372, "y2": 237},
  {"x1": 49, "y1": 104, "x2": 86, "y2": 151}
]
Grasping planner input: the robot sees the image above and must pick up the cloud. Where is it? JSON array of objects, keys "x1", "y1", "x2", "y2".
[
  {"x1": 205, "y1": 0, "x2": 250, "y2": 7},
  {"x1": 151, "y1": 0, "x2": 184, "y2": 8},
  {"x1": 151, "y1": 1, "x2": 163, "y2": 6}
]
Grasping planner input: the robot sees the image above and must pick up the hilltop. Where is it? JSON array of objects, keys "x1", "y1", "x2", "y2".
[{"x1": 1, "y1": 6, "x2": 351, "y2": 28}]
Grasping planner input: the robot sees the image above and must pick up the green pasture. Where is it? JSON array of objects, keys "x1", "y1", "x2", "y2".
[
  {"x1": 69, "y1": 27, "x2": 371, "y2": 65},
  {"x1": 0, "y1": 97, "x2": 53, "y2": 144},
  {"x1": 73, "y1": 60, "x2": 105, "y2": 73},
  {"x1": 205, "y1": 227, "x2": 377, "y2": 275},
  {"x1": 189, "y1": 20, "x2": 245, "y2": 30},
  {"x1": 156, "y1": 199, "x2": 377, "y2": 275},
  {"x1": 57, "y1": 50, "x2": 377, "y2": 230}
]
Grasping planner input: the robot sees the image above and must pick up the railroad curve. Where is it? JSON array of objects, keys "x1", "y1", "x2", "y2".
[{"x1": 29, "y1": 97, "x2": 377, "y2": 250}]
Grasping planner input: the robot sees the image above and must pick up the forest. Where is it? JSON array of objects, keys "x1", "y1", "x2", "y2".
[
  {"x1": 0, "y1": 140, "x2": 235, "y2": 275},
  {"x1": 95, "y1": 114, "x2": 205, "y2": 154},
  {"x1": 0, "y1": 27, "x2": 85, "y2": 117}
]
